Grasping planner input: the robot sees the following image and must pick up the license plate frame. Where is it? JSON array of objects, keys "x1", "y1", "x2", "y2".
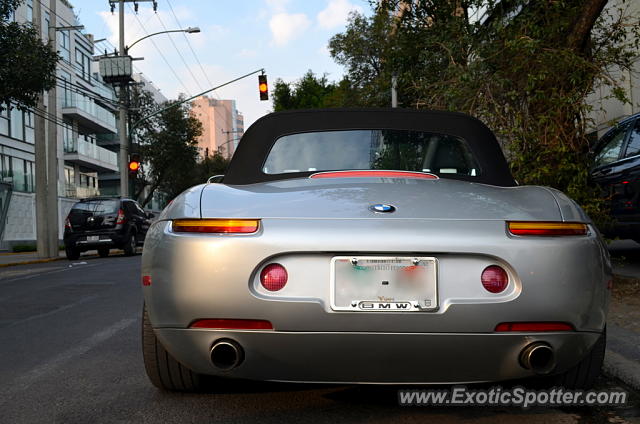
[{"x1": 330, "y1": 256, "x2": 438, "y2": 312}]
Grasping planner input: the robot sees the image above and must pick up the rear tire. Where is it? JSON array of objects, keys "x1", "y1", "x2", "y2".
[
  {"x1": 98, "y1": 248, "x2": 109, "y2": 258},
  {"x1": 123, "y1": 233, "x2": 136, "y2": 256},
  {"x1": 142, "y1": 304, "x2": 209, "y2": 392},
  {"x1": 65, "y1": 247, "x2": 80, "y2": 260},
  {"x1": 542, "y1": 328, "x2": 606, "y2": 389}
]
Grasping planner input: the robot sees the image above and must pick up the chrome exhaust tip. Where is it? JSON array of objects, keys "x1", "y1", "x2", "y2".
[
  {"x1": 210, "y1": 340, "x2": 244, "y2": 370},
  {"x1": 520, "y1": 342, "x2": 555, "y2": 374}
]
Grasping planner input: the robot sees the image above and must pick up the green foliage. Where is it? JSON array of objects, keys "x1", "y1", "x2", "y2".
[
  {"x1": 12, "y1": 243, "x2": 36, "y2": 253},
  {"x1": 324, "y1": 0, "x2": 639, "y2": 227},
  {"x1": 273, "y1": 70, "x2": 345, "y2": 111},
  {"x1": 129, "y1": 87, "x2": 203, "y2": 206},
  {"x1": 0, "y1": 0, "x2": 59, "y2": 110},
  {"x1": 194, "y1": 152, "x2": 230, "y2": 183}
]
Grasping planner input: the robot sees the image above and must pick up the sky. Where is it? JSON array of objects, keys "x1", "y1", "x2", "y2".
[{"x1": 70, "y1": 0, "x2": 371, "y2": 128}]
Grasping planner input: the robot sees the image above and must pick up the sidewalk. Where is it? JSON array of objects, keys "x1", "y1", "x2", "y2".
[{"x1": 0, "y1": 250, "x2": 66, "y2": 267}]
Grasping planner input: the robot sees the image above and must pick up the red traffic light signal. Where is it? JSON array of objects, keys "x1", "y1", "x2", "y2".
[
  {"x1": 129, "y1": 153, "x2": 141, "y2": 176},
  {"x1": 259, "y1": 74, "x2": 268, "y2": 101}
]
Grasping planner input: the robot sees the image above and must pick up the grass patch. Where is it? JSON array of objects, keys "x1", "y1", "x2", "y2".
[
  {"x1": 612, "y1": 275, "x2": 640, "y2": 299},
  {"x1": 11, "y1": 244, "x2": 37, "y2": 253}
]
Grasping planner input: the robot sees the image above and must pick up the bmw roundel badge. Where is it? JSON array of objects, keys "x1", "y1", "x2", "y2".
[{"x1": 370, "y1": 204, "x2": 396, "y2": 213}]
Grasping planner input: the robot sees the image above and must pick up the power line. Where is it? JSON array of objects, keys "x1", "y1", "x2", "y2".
[
  {"x1": 154, "y1": 9, "x2": 203, "y2": 92},
  {"x1": 128, "y1": 3, "x2": 192, "y2": 96},
  {"x1": 164, "y1": 0, "x2": 216, "y2": 96}
]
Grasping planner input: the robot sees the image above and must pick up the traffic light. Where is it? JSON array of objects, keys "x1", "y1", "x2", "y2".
[
  {"x1": 258, "y1": 74, "x2": 268, "y2": 101},
  {"x1": 128, "y1": 153, "x2": 141, "y2": 177}
]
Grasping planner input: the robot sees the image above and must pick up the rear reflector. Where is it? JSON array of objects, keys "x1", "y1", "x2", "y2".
[
  {"x1": 142, "y1": 275, "x2": 151, "y2": 286},
  {"x1": 495, "y1": 322, "x2": 574, "y2": 332},
  {"x1": 189, "y1": 319, "x2": 273, "y2": 330},
  {"x1": 310, "y1": 170, "x2": 438, "y2": 179},
  {"x1": 172, "y1": 219, "x2": 259, "y2": 233},
  {"x1": 481, "y1": 265, "x2": 509, "y2": 293},
  {"x1": 260, "y1": 263, "x2": 288, "y2": 291},
  {"x1": 508, "y1": 222, "x2": 588, "y2": 236}
]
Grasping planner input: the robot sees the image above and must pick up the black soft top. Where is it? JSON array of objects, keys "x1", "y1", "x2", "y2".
[{"x1": 223, "y1": 108, "x2": 516, "y2": 187}]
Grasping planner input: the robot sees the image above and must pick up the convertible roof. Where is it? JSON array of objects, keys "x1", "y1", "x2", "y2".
[{"x1": 223, "y1": 108, "x2": 516, "y2": 187}]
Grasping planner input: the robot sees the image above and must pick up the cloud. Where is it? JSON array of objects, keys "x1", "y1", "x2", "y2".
[
  {"x1": 317, "y1": 0, "x2": 362, "y2": 29},
  {"x1": 269, "y1": 12, "x2": 311, "y2": 46},
  {"x1": 265, "y1": 0, "x2": 291, "y2": 13}
]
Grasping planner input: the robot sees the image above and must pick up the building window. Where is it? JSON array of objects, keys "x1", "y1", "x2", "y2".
[
  {"x1": 60, "y1": 71, "x2": 72, "y2": 107},
  {"x1": 10, "y1": 107, "x2": 23, "y2": 141},
  {"x1": 44, "y1": 12, "x2": 50, "y2": 40},
  {"x1": 75, "y1": 49, "x2": 92, "y2": 81},
  {"x1": 24, "y1": 110, "x2": 34, "y2": 144},
  {"x1": 0, "y1": 155, "x2": 11, "y2": 184},
  {"x1": 26, "y1": 0, "x2": 33, "y2": 22},
  {"x1": 59, "y1": 31, "x2": 70, "y2": 62},
  {"x1": 0, "y1": 106, "x2": 8, "y2": 136},
  {"x1": 64, "y1": 166, "x2": 75, "y2": 185}
]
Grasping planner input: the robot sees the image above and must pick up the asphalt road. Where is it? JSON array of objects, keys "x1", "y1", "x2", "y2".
[{"x1": 0, "y1": 255, "x2": 639, "y2": 424}]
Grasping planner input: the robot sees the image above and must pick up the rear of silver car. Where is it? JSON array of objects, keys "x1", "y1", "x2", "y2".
[{"x1": 141, "y1": 178, "x2": 610, "y2": 385}]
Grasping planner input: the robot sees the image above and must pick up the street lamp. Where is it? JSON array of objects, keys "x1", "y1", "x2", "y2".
[
  {"x1": 126, "y1": 27, "x2": 200, "y2": 53},
  {"x1": 107, "y1": 26, "x2": 200, "y2": 198}
]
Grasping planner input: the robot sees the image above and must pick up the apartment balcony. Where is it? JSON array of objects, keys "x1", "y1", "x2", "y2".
[
  {"x1": 64, "y1": 138, "x2": 119, "y2": 172},
  {"x1": 65, "y1": 184, "x2": 100, "y2": 199},
  {"x1": 61, "y1": 92, "x2": 117, "y2": 134}
]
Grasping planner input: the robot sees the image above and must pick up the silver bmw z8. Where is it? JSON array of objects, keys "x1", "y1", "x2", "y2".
[{"x1": 141, "y1": 109, "x2": 610, "y2": 391}]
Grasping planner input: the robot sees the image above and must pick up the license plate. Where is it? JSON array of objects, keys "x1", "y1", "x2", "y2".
[
  {"x1": 330, "y1": 256, "x2": 438, "y2": 312},
  {"x1": 87, "y1": 236, "x2": 99, "y2": 242}
]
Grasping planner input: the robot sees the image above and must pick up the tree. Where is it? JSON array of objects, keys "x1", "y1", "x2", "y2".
[
  {"x1": 327, "y1": 0, "x2": 639, "y2": 224},
  {"x1": 0, "y1": 0, "x2": 58, "y2": 110},
  {"x1": 128, "y1": 87, "x2": 203, "y2": 206},
  {"x1": 272, "y1": 70, "x2": 364, "y2": 111}
]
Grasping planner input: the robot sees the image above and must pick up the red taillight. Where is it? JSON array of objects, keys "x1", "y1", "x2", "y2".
[
  {"x1": 142, "y1": 275, "x2": 151, "y2": 286},
  {"x1": 481, "y1": 265, "x2": 509, "y2": 293},
  {"x1": 172, "y1": 219, "x2": 259, "y2": 234},
  {"x1": 309, "y1": 170, "x2": 439, "y2": 179},
  {"x1": 495, "y1": 322, "x2": 574, "y2": 332},
  {"x1": 116, "y1": 208, "x2": 126, "y2": 225},
  {"x1": 64, "y1": 217, "x2": 72, "y2": 230},
  {"x1": 508, "y1": 221, "x2": 588, "y2": 236},
  {"x1": 260, "y1": 263, "x2": 288, "y2": 291},
  {"x1": 189, "y1": 319, "x2": 273, "y2": 330}
]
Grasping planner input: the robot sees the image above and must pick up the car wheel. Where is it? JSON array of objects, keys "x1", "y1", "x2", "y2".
[
  {"x1": 65, "y1": 247, "x2": 80, "y2": 260},
  {"x1": 542, "y1": 328, "x2": 606, "y2": 389},
  {"x1": 123, "y1": 233, "x2": 137, "y2": 256},
  {"x1": 142, "y1": 304, "x2": 209, "y2": 392},
  {"x1": 98, "y1": 248, "x2": 109, "y2": 258}
]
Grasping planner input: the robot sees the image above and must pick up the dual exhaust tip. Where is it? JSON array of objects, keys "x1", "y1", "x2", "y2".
[
  {"x1": 520, "y1": 342, "x2": 555, "y2": 374},
  {"x1": 210, "y1": 339, "x2": 555, "y2": 375},
  {"x1": 210, "y1": 339, "x2": 244, "y2": 370}
]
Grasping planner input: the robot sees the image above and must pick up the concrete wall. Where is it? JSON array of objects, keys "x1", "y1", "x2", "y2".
[{"x1": 1, "y1": 194, "x2": 77, "y2": 250}]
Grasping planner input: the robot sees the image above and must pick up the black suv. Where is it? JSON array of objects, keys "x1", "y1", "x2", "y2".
[
  {"x1": 63, "y1": 197, "x2": 154, "y2": 260},
  {"x1": 590, "y1": 113, "x2": 640, "y2": 242}
]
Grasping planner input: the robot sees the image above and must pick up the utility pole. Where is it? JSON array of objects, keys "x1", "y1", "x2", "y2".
[
  {"x1": 46, "y1": 0, "x2": 59, "y2": 257},
  {"x1": 118, "y1": 0, "x2": 129, "y2": 198},
  {"x1": 33, "y1": 0, "x2": 49, "y2": 258}
]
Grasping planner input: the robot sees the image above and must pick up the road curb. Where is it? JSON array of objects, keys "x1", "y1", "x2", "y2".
[
  {"x1": 0, "y1": 257, "x2": 65, "y2": 268},
  {"x1": 603, "y1": 349, "x2": 640, "y2": 391}
]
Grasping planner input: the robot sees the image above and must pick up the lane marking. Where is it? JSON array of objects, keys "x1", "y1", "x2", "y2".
[
  {"x1": 0, "y1": 317, "x2": 137, "y2": 401},
  {"x1": 3, "y1": 294, "x2": 100, "y2": 328}
]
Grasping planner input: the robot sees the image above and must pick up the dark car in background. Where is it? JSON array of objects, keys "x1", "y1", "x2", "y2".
[
  {"x1": 63, "y1": 197, "x2": 153, "y2": 260},
  {"x1": 590, "y1": 113, "x2": 640, "y2": 243}
]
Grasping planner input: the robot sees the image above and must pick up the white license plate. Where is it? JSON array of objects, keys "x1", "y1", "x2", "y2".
[
  {"x1": 330, "y1": 256, "x2": 438, "y2": 312},
  {"x1": 87, "y1": 236, "x2": 100, "y2": 242}
]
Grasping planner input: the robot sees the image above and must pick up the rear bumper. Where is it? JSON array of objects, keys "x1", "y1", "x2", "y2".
[
  {"x1": 64, "y1": 231, "x2": 127, "y2": 250},
  {"x1": 155, "y1": 328, "x2": 601, "y2": 384}
]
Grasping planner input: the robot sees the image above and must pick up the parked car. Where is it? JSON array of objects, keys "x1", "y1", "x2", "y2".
[
  {"x1": 590, "y1": 113, "x2": 640, "y2": 242},
  {"x1": 141, "y1": 109, "x2": 609, "y2": 392},
  {"x1": 64, "y1": 197, "x2": 153, "y2": 260}
]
